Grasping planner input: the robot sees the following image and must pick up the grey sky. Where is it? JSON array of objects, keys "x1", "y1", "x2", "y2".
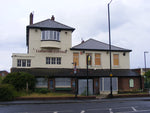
[{"x1": 0, "y1": 0, "x2": 150, "y2": 72}]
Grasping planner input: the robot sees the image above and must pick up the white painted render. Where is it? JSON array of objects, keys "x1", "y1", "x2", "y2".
[{"x1": 12, "y1": 28, "x2": 130, "y2": 69}]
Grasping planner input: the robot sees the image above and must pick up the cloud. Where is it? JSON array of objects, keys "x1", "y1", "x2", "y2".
[{"x1": 0, "y1": 0, "x2": 150, "y2": 71}]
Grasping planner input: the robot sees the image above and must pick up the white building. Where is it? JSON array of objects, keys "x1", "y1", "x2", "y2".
[{"x1": 11, "y1": 13, "x2": 143, "y2": 95}]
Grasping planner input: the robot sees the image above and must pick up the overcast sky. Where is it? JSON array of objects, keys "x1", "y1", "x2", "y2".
[{"x1": 0, "y1": 0, "x2": 150, "y2": 72}]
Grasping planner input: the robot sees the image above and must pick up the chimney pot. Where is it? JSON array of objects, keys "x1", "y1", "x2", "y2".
[
  {"x1": 51, "y1": 15, "x2": 55, "y2": 21},
  {"x1": 29, "y1": 12, "x2": 33, "y2": 25}
]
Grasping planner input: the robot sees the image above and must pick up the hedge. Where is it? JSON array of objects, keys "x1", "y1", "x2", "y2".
[{"x1": 2, "y1": 72, "x2": 36, "y2": 91}]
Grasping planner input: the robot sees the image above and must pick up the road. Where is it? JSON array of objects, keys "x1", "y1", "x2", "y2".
[{"x1": 0, "y1": 97, "x2": 150, "y2": 113}]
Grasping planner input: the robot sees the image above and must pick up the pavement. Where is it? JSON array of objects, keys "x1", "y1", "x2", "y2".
[{"x1": 0, "y1": 96, "x2": 150, "y2": 105}]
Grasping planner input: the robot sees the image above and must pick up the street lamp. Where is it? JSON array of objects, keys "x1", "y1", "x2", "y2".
[
  {"x1": 144, "y1": 51, "x2": 149, "y2": 88},
  {"x1": 72, "y1": 62, "x2": 77, "y2": 98},
  {"x1": 108, "y1": 0, "x2": 113, "y2": 98},
  {"x1": 87, "y1": 54, "x2": 91, "y2": 96}
]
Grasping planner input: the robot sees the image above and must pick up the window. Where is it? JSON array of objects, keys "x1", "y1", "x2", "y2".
[
  {"x1": 113, "y1": 54, "x2": 119, "y2": 66},
  {"x1": 49, "y1": 80, "x2": 54, "y2": 89},
  {"x1": 41, "y1": 30, "x2": 60, "y2": 41},
  {"x1": 2, "y1": 73, "x2": 5, "y2": 77},
  {"x1": 52, "y1": 58, "x2": 56, "y2": 64},
  {"x1": 86, "y1": 53, "x2": 92, "y2": 65},
  {"x1": 17, "y1": 59, "x2": 31, "y2": 67},
  {"x1": 27, "y1": 60, "x2": 31, "y2": 67},
  {"x1": 55, "y1": 78, "x2": 71, "y2": 88},
  {"x1": 22, "y1": 60, "x2": 26, "y2": 67},
  {"x1": 46, "y1": 57, "x2": 51, "y2": 64},
  {"x1": 46, "y1": 57, "x2": 61, "y2": 65},
  {"x1": 57, "y1": 57, "x2": 61, "y2": 64},
  {"x1": 95, "y1": 53, "x2": 101, "y2": 65},
  {"x1": 36, "y1": 78, "x2": 48, "y2": 88},
  {"x1": 17, "y1": 59, "x2": 21, "y2": 67},
  {"x1": 73, "y1": 53, "x2": 79, "y2": 66},
  {"x1": 129, "y1": 79, "x2": 134, "y2": 88}
]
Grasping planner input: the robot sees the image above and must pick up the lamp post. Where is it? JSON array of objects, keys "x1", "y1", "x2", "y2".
[
  {"x1": 87, "y1": 54, "x2": 91, "y2": 96},
  {"x1": 144, "y1": 51, "x2": 148, "y2": 88},
  {"x1": 73, "y1": 62, "x2": 77, "y2": 98},
  {"x1": 108, "y1": 0, "x2": 113, "y2": 98}
]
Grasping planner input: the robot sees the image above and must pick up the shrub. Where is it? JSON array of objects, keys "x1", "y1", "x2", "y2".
[
  {"x1": 0, "y1": 84, "x2": 17, "y2": 101},
  {"x1": 2, "y1": 72, "x2": 36, "y2": 91},
  {"x1": 35, "y1": 88, "x2": 50, "y2": 94}
]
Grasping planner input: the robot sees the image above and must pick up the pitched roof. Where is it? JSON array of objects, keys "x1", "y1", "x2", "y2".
[
  {"x1": 26, "y1": 19, "x2": 75, "y2": 46},
  {"x1": 27, "y1": 19, "x2": 75, "y2": 31},
  {"x1": 71, "y1": 39, "x2": 131, "y2": 52}
]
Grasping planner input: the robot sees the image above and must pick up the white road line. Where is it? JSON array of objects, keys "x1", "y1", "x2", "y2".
[
  {"x1": 109, "y1": 108, "x2": 113, "y2": 113},
  {"x1": 81, "y1": 110, "x2": 85, "y2": 113},
  {"x1": 131, "y1": 107, "x2": 137, "y2": 111}
]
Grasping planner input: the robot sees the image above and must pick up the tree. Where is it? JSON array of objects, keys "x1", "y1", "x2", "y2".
[
  {"x1": 2, "y1": 72, "x2": 36, "y2": 91},
  {"x1": 145, "y1": 71, "x2": 150, "y2": 88}
]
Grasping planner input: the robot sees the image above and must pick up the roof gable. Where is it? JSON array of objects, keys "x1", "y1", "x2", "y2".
[
  {"x1": 71, "y1": 39, "x2": 131, "y2": 52},
  {"x1": 27, "y1": 19, "x2": 75, "y2": 31}
]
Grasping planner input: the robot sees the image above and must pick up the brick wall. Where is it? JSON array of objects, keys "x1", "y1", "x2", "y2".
[{"x1": 118, "y1": 77, "x2": 143, "y2": 91}]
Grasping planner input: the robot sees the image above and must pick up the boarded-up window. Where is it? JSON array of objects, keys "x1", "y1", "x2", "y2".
[
  {"x1": 73, "y1": 53, "x2": 79, "y2": 66},
  {"x1": 95, "y1": 54, "x2": 101, "y2": 65},
  {"x1": 113, "y1": 54, "x2": 119, "y2": 66},
  {"x1": 86, "y1": 53, "x2": 92, "y2": 65}
]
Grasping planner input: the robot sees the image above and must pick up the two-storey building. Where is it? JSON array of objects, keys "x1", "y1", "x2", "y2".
[{"x1": 11, "y1": 13, "x2": 143, "y2": 95}]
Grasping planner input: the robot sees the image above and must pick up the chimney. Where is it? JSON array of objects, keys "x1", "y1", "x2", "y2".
[
  {"x1": 81, "y1": 38, "x2": 84, "y2": 43},
  {"x1": 51, "y1": 15, "x2": 55, "y2": 21},
  {"x1": 29, "y1": 12, "x2": 33, "y2": 25}
]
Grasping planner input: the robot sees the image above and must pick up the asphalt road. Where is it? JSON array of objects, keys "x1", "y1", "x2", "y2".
[{"x1": 1, "y1": 98, "x2": 150, "y2": 113}]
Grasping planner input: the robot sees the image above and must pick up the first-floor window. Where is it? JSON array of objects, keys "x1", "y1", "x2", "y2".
[
  {"x1": 46, "y1": 57, "x2": 61, "y2": 65},
  {"x1": 27, "y1": 60, "x2": 31, "y2": 67},
  {"x1": 52, "y1": 58, "x2": 56, "y2": 64},
  {"x1": 57, "y1": 57, "x2": 61, "y2": 64},
  {"x1": 17, "y1": 59, "x2": 21, "y2": 67},
  {"x1": 17, "y1": 59, "x2": 31, "y2": 67}
]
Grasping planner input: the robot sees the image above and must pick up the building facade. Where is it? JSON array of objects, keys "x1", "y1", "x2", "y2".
[{"x1": 11, "y1": 13, "x2": 143, "y2": 95}]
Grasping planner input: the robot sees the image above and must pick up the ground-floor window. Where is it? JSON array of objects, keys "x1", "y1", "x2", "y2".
[
  {"x1": 100, "y1": 77, "x2": 118, "y2": 91},
  {"x1": 36, "y1": 78, "x2": 48, "y2": 88},
  {"x1": 129, "y1": 79, "x2": 134, "y2": 88},
  {"x1": 49, "y1": 80, "x2": 54, "y2": 89},
  {"x1": 55, "y1": 78, "x2": 71, "y2": 88}
]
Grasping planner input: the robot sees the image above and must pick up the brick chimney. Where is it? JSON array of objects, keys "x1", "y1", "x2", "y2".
[
  {"x1": 51, "y1": 15, "x2": 55, "y2": 21},
  {"x1": 29, "y1": 12, "x2": 33, "y2": 25}
]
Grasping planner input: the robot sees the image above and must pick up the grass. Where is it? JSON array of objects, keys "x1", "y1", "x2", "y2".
[{"x1": 18, "y1": 92, "x2": 74, "y2": 98}]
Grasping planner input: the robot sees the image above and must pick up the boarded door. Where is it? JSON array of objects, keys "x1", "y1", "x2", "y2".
[{"x1": 78, "y1": 79, "x2": 93, "y2": 95}]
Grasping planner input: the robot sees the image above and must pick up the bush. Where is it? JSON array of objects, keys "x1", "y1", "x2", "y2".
[
  {"x1": 34, "y1": 88, "x2": 50, "y2": 94},
  {"x1": 0, "y1": 84, "x2": 17, "y2": 101},
  {"x1": 2, "y1": 72, "x2": 36, "y2": 91}
]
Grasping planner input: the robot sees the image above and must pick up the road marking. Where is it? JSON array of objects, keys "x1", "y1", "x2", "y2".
[
  {"x1": 81, "y1": 110, "x2": 85, "y2": 113},
  {"x1": 131, "y1": 107, "x2": 137, "y2": 111},
  {"x1": 109, "y1": 108, "x2": 113, "y2": 113}
]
